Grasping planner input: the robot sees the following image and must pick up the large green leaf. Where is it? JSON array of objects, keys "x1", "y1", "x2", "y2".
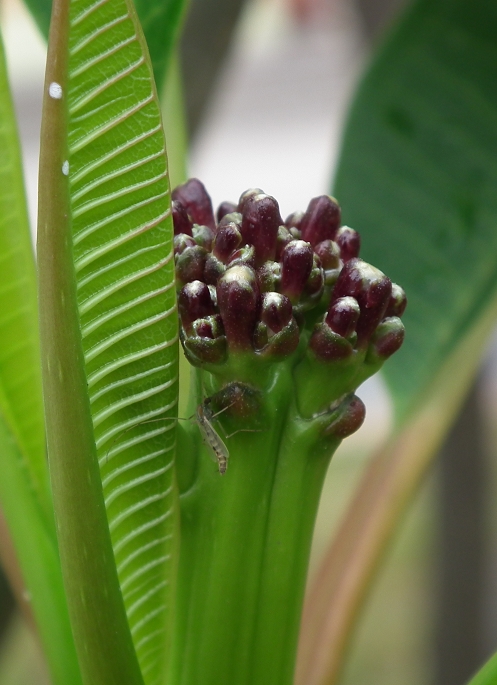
[
  {"x1": 22, "y1": 0, "x2": 188, "y2": 97},
  {"x1": 0, "y1": 27, "x2": 81, "y2": 685},
  {"x1": 297, "y1": 2, "x2": 497, "y2": 683},
  {"x1": 334, "y1": 0, "x2": 497, "y2": 421},
  {"x1": 38, "y1": 0, "x2": 178, "y2": 683}
]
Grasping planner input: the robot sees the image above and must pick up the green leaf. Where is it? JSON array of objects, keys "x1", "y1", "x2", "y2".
[
  {"x1": 22, "y1": 0, "x2": 188, "y2": 98},
  {"x1": 133, "y1": 0, "x2": 188, "y2": 97},
  {"x1": 0, "y1": 28, "x2": 81, "y2": 685},
  {"x1": 0, "y1": 31, "x2": 48, "y2": 523},
  {"x1": 38, "y1": 0, "x2": 178, "y2": 683},
  {"x1": 333, "y1": 0, "x2": 497, "y2": 421},
  {"x1": 467, "y1": 651, "x2": 497, "y2": 685},
  {"x1": 22, "y1": 0, "x2": 52, "y2": 38}
]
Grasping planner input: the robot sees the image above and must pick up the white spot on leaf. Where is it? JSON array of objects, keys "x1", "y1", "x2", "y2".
[
  {"x1": 62, "y1": 160, "x2": 69, "y2": 176},
  {"x1": 49, "y1": 82, "x2": 63, "y2": 99}
]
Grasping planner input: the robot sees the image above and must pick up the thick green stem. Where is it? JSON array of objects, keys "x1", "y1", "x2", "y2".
[
  {"x1": 250, "y1": 406, "x2": 340, "y2": 685},
  {"x1": 171, "y1": 364, "x2": 340, "y2": 685}
]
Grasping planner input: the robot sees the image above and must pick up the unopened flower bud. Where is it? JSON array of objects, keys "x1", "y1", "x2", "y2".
[
  {"x1": 174, "y1": 233, "x2": 196, "y2": 255},
  {"x1": 172, "y1": 178, "x2": 215, "y2": 230},
  {"x1": 301, "y1": 253, "x2": 324, "y2": 307},
  {"x1": 217, "y1": 201, "x2": 237, "y2": 222},
  {"x1": 213, "y1": 222, "x2": 243, "y2": 262},
  {"x1": 275, "y1": 226, "x2": 293, "y2": 260},
  {"x1": 325, "y1": 296, "x2": 360, "y2": 338},
  {"x1": 182, "y1": 315, "x2": 227, "y2": 365},
  {"x1": 285, "y1": 211, "x2": 304, "y2": 235},
  {"x1": 192, "y1": 224, "x2": 215, "y2": 251},
  {"x1": 240, "y1": 194, "x2": 282, "y2": 265},
  {"x1": 300, "y1": 195, "x2": 341, "y2": 246},
  {"x1": 309, "y1": 323, "x2": 353, "y2": 361},
  {"x1": 385, "y1": 283, "x2": 407, "y2": 318},
  {"x1": 204, "y1": 255, "x2": 226, "y2": 285},
  {"x1": 332, "y1": 258, "x2": 392, "y2": 345},
  {"x1": 336, "y1": 226, "x2": 360, "y2": 262},
  {"x1": 280, "y1": 240, "x2": 314, "y2": 301},
  {"x1": 175, "y1": 245, "x2": 207, "y2": 286},
  {"x1": 314, "y1": 239, "x2": 340, "y2": 269},
  {"x1": 178, "y1": 281, "x2": 217, "y2": 331},
  {"x1": 323, "y1": 394, "x2": 366, "y2": 438},
  {"x1": 366, "y1": 317, "x2": 405, "y2": 362},
  {"x1": 217, "y1": 265, "x2": 260, "y2": 350},
  {"x1": 238, "y1": 188, "x2": 264, "y2": 213},
  {"x1": 192, "y1": 314, "x2": 223, "y2": 339},
  {"x1": 227, "y1": 244, "x2": 256, "y2": 270},
  {"x1": 257, "y1": 261, "x2": 281, "y2": 293},
  {"x1": 172, "y1": 200, "x2": 193, "y2": 236},
  {"x1": 260, "y1": 292, "x2": 293, "y2": 333}
]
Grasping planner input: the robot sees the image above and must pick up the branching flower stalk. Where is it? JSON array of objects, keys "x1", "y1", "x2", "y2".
[{"x1": 169, "y1": 179, "x2": 406, "y2": 685}]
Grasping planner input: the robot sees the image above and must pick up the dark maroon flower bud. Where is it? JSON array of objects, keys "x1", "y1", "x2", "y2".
[
  {"x1": 336, "y1": 226, "x2": 360, "y2": 262},
  {"x1": 204, "y1": 255, "x2": 226, "y2": 285},
  {"x1": 300, "y1": 195, "x2": 341, "y2": 246},
  {"x1": 175, "y1": 245, "x2": 207, "y2": 286},
  {"x1": 302, "y1": 253, "x2": 324, "y2": 306},
  {"x1": 178, "y1": 281, "x2": 217, "y2": 332},
  {"x1": 172, "y1": 200, "x2": 193, "y2": 236},
  {"x1": 213, "y1": 222, "x2": 243, "y2": 263},
  {"x1": 240, "y1": 194, "x2": 282, "y2": 265},
  {"x1": 260, "y1": 292, "x2": 293, "y2": 333},
  {"x1": 275, "y1": 226, "x2": 293, "y2": 261},
  {"x1": 280, "y1": 240, "x2": 314, "y2": 302},
  {"x1": 257, "y1": 261, "x2": 281, "y2": 293},
  {"x1": 325, "y1": 296, "x2": 360, "y2": 338},
  {"x1": 174, "y1": 233, "x2": 196, "y2": 255},
  {"x1": 217, "y1": 201, "x2": 237, "y2": 222},
  {"x1": 191, "y1": 224, "x2": 215, "y2": 251},
  {"x1": 309, "y1": 323, "x2": 353, "y2": 361},
  {"x1": 332, "y1": 258, "x2": 392, "y2": 345},
  {"x1": 192, "y1": 314, "x2": 224, "y2": 340},
  {"x1": 285, "y1": 211, "x2": 304, "y2": 232},
  {"x1": 182, "y1": 319, "x2": 227, "y2": 365},
  {"x1": 385, "y1": 283, "x2": 407, "y2": 318},
  {"x1": 172, "y1": 178, "x2": 215, "y2": 230},
  {"x1": 323, "y1": 394, "x2": 366, "y2": 438},
  {"x1": 366, "y1": 317, "x2": 405, "y2": 362},
  {"x1": 238, "y1": 188, "x2": 265, "y2": 213},
  {"x1": 217, "y1": 265, "x2": 260, "y2": 351},
  {"x1": 227, "y1": 244, "x2": 256, "y2": 270},
  {"x1": 314, "y1": 239, "x2": 340, "y2": 270}
]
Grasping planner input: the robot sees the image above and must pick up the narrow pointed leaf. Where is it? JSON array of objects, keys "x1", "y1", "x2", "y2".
[
  {"x1": 0, "y1": 29, "x2": 81, "y2": 685},
  {"x1": 38, "y1": 0, "x2": 178, "y2": 683},
  {"x1": 22, "y1": 0, "x2": 188, "y2": 98},
  {"x1": 0, "y1": 30, "x2": 49, "y2": 520}
]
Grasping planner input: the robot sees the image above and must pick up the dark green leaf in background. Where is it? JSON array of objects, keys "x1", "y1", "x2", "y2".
[{"x1": 334, "y1": 0, "x2": 497, "y2": 421}]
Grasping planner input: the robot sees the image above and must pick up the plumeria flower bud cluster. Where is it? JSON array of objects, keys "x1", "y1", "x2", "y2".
[{"x1": 172, "y1": 178, "x2": 406, "y2": 384}]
